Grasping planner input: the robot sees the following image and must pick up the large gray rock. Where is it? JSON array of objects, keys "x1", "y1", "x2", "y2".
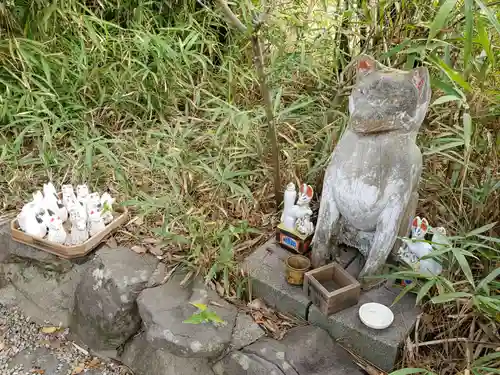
[
  {"x1": 308, "y1": 283, "x2": 419, "y2": 371},
  {"x1": 242, "y1": 239, "x2": 311, "y2": 319},
  {"x1": 70, "y1": 247, "x2": 158, "y2": 351},
  {"x1": 214, "y1": 326, "x2": 363, "y2": 375},
  {"x1": 0, "y1": 262, "x2": 86, "y2": 325},
  {"x1": 138, "y1": 272, "x2": 238, "y2": 358},
  {"x1": 121, "y1": 332, "x2": 214, "y2": 375},
  {"x1": 0, "y1": 223, "x2": 73, "y2": 272}
]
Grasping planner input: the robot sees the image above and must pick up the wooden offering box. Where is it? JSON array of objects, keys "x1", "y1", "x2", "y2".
[
  {"x1": 303, "y1": 262, "x2": 361, "y2": 316},
  {"x1": 11, "y1": 207, "x2": 128, "y2": 260},
  {"x1": 275, "y1": 223, "x2": 313, "y2": 255}
]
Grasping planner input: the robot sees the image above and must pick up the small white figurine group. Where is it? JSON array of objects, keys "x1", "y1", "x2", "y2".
[
  {"x1": 17, "y1": 181, "x2": 115, "y2": 245},
  {"x1": 397, "y1": 216, "x2": 448, "y2": 276},
  {"x1": 281, "y1": 182, "x2": 315, "y2": 236}
]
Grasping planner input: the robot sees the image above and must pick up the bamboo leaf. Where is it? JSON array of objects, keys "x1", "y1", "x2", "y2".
[
  {"x1": 475, "y1": 0, "x2": 500, "y2": 36},
  {"x1": 477, "y1": 267, "x2": 500, "y2": 292},
  {"x1": 416, "y1": 279, "x2": 436, "y2": 304},
  {"x1": 466, "y1": 222, "x2": 498, "y2": 237},
  {"x1": 427, "y1": 0, "x2": 459, "y2": 43},
  {"x1": 463, "y1": 0, "x2": 474, "y2": 66},
  {"x1": 389, "y1": 369, "x2": 434, "y2": 375},
  {"x1": 432, "y1": 95, "x2": 462, "y2": 106},
  {"x1": 431, "y1": 57, "x2": 472, "y2": 91},
  {"x1": 451, "y1": 248, "x2": 475, "y2": 288},
  {"x1": 431, "y1": 292, "x2": 472, "y2": 304},
  {"x1": 190, "y1": 302, "x2": 207, "y2": 311}
]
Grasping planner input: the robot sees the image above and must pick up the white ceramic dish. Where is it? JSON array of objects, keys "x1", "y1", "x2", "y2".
[{"x1": 358, "y1": 302, "x2": 394, "y2": 330}]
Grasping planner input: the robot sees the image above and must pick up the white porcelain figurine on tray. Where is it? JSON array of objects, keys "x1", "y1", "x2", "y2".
[
  {"x1": 67, "y1": 204, "x2": 89, "y2": 245},
  {"x1": 88, "y1": 208, "x2": 106, "y2": 237},
  {"x1": 46, "y1": 210, "x2": 67, "y2": 244}
]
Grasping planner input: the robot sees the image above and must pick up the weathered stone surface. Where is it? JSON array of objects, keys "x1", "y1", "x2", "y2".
[
  {"x1": 121, "y1": 331, "x2": 214, "y2": 375},
  {"x1": 70, "y1": 247, "x2": 158, "y2": 351},
  {"x1": 308, "y1": 284, "x2": 420, "y2": 371},
  {"x1": 138, "y1": 271, "x2": 238, "y2": 358},
  {"x1": 0, "y1": 223, "x2": 73, "y2": 272},
  {"x1": 229, "y1": 312, "x2": 265, "y2": 351},
  {"x1": 312, "y1": 56, "x2": 431, "y2": 279},
  {"x1": 0, "y1": 262, "x2": 85, "y2": 325},
  {"x1": 213, "y1": 351, "x2": 283, "y2": 375},
  {"x1": 214, "y1": 326, "x2": 363, "y2": 375},
  {"x1": 242, "y1": 239, "x2": 311, "y2": 319}
]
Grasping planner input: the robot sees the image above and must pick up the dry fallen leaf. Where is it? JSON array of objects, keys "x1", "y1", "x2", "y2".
[
  {"x1": 143, "y1": 237, "x2": 161, "y2": 244},
  {"x1": 72, "y1": 365, "x2": 85, "y2": 374},
  {"x1": 87, "y1": 358, "x2": 100, "y2": 368},
  {"x1": 31, "y1": 369, "x2": 45, "y2": 374},
  {"x1": 149, "y1": 245, "x2": 164, "y2": 256},
  {"x1": 131, "y1": 245, "x2": 146, "y2": 254},
  {"x1": 41, "y1": 326, "x2": 59, "y2": 334}
]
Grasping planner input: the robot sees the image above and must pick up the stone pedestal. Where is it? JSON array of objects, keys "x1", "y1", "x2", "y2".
[{"x1": 243, "y1": 238, "x2": 420, "y2": 371}]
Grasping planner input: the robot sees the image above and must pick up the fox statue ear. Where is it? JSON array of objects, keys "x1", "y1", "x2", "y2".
[
  {"x1": 420, "y1": 218, "x2": 429, "y2": 233},
  {"x1": 356, "y1": 55, "x2": 378, "y2": 81},
  {"x1": 412, "y1": 216, "x2": 421, "y2": 229},
  {"x1": 410, "y1": 66, "x2": 431, "y2": 103}
]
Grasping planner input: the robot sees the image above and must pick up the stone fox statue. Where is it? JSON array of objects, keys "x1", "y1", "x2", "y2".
[{"x1": 311, "y1": 55, "x2": 431, "y2": 280}]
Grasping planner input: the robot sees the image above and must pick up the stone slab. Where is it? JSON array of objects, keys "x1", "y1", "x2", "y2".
[
  {"x1": 229, "y1": 312, "x2": 265, "y2": 352},
  {"x1": 0, "y1": 223, "x2": 73, "y2": 272},
  {"x1": 0, "y1": 262, "x2": 87, "y2": 326},
  {"x1": 121, "y1": 331, "x2": 214, "y2": 375},
  {"x1": 242, "y1": 239, "x2": 311, "y2": 319},
  {"x1": 138, "y1": 272, "x2": 238, "y2": 358},
  {"x1": 308, "y1": 283, "x2": 419, "y2": 371},
  {"x1": 214, "y1": 325, "x2": 363, "y2": 375}
]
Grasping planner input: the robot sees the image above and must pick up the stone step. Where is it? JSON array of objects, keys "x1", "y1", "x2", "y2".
[
  {"x1": 214, "y1": 325, "x2": 364, "y2": 375},
  {"x1": 242, "y1": 238, "x2": 420, "y2": 372}
]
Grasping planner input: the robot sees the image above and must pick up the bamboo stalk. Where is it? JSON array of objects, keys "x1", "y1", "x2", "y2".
[{"x1": 215, "y1": 0, "x2": 282, "y2": 209}]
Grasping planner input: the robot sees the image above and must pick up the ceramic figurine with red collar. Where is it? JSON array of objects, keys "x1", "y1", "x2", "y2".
[
  {"x1": 277, "y1": 182, "x2": 315, "y2": 254},
  {"x1": 293, "y1": 184, "x2": 315, "y2": 236},
  {"x1": 88, "y1": 208, "x2": 106, "y2": 237},
  {"x1": 46, "y1": 210, "x2": 67, "y2": 244},
  {"x1": 401, "y1": 216, "x2": 442, "y2": 276}
]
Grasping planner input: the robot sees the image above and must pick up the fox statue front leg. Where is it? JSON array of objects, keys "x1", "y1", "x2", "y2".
[
  {"x1": 359, "y1": 193, "x2": 409, "y2": 280},
  {"x1": 311, "y1": 173, "x2": 340, "y2": 268}
]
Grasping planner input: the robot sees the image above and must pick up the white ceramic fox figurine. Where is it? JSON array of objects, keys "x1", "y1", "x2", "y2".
[
  {"x1": 43, "y1": 182, "x2": 57, "y2": 198},
  {"x1": 42, "y1": 192, "x2": 68, "y2": 223},
  {"x1": 61, "y1": 184, "x2": 77, "y2": 208},
  {"x1": 403, "y1": 217, "x2": 442, "y2": 276},
  {"x1": 46, "y1": 212, "x2": 67, "y2": 244},
  {"x1": 18, "y1": 203, "x2": 47, "y2": 238},
  {"x1": 76, "y1": 184, "x2": 90, "y2": 207},
  {"x1": 88, "y1": 208, "x2": 105, "y2": 237},
  {"x1": 68, "y1": 205, "x2": 89, "y2": 245}
]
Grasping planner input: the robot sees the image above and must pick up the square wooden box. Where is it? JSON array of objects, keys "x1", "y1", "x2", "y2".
[
  {"x1": 303, "y1": 262, "x2": 361, "y2": 316},
  {"x1": 275, "y1": 223, "x2": 313, "y2": 254}
]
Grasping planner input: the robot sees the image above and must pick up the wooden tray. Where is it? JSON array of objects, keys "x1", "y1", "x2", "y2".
[
  {"x1": 303, "y1": 262, "x2": 361, "y2": 316},
  {"x1": 11, "y1": 206, "x2": 128, "y2": 259}
]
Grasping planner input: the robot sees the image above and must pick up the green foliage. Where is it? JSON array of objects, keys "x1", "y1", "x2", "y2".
[
  {"x1": 183, "y1": 302, "x2": 225, "y2": 326},
  {"x1": 0, "y1": 0, "x2": 498, "y2": 372}
]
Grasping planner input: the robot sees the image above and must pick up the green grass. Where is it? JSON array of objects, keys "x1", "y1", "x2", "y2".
[{"x1": 0, "y1": 0, "x2": 499, "y2": 373}]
